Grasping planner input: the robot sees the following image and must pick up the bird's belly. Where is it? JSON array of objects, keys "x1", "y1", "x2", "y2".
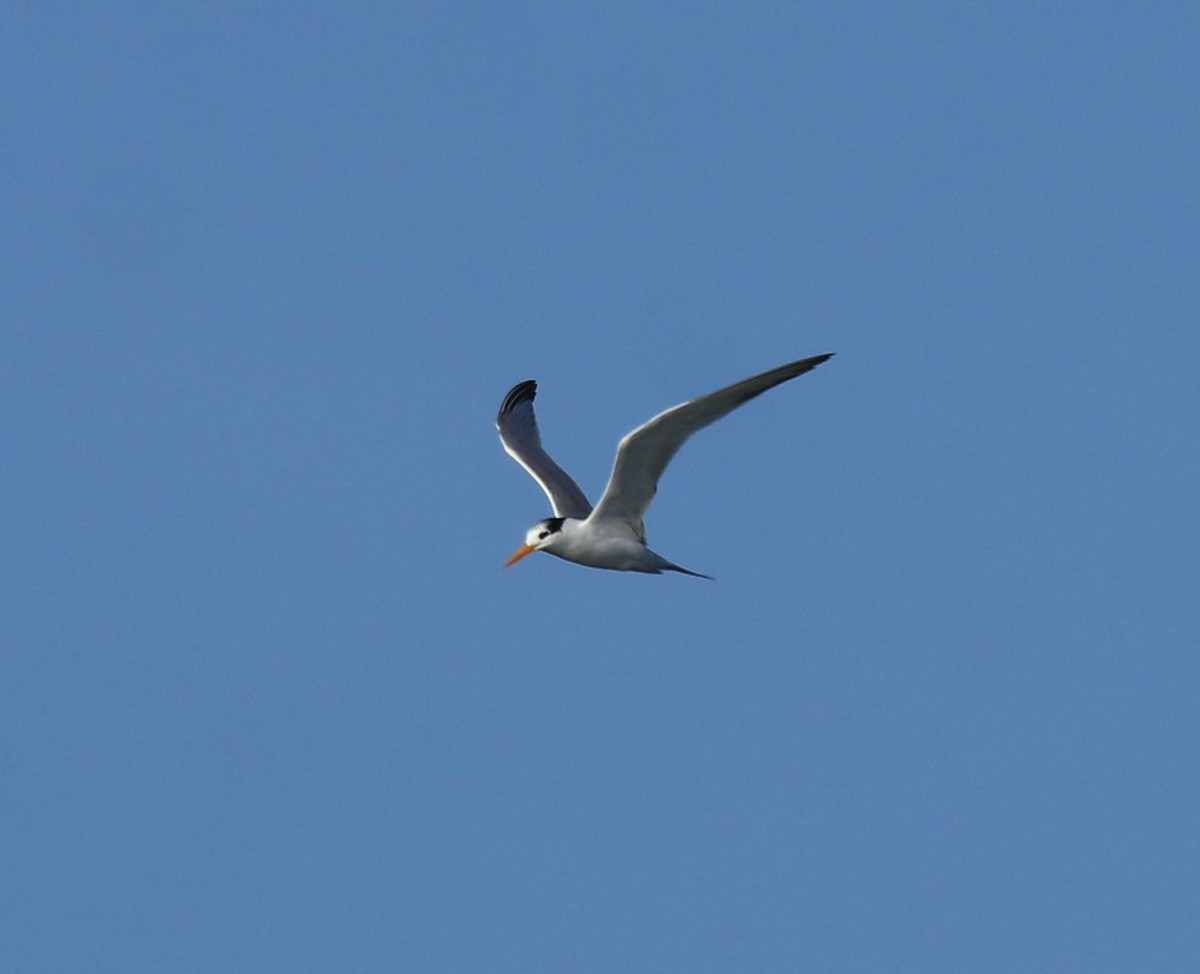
[{"x1": 552, "y1": 533, "x2": 659, "y2": 573}]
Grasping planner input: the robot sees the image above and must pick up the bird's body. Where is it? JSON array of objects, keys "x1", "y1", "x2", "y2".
[
  {"x1": 496, "y1": 353, "x2": 833, "y2": 577},
  {"x1": 514, "y1": 515, "x2": 711, "y2": 577}
]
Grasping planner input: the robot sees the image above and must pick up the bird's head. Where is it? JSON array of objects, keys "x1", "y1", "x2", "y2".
[{"x1": 503, "y1": 517, "x2": 566, "y2": 568}]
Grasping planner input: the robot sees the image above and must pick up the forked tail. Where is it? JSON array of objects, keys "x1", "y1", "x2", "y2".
[{"x1": 666, "y1": 562, "x2": 714, "y2": 580}]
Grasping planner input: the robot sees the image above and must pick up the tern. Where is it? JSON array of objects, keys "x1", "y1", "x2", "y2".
[{"x1": 497, "y1": 352, "x2": 833, "y2": 577}]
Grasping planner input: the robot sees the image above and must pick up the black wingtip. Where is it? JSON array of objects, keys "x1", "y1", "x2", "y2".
[
  {"x1": 787, "y1": 351, "x2": 835, "y2": 379},
  {"x1": 499, "y1": 379, "x2": 537, "y2": 416},
  {"x1": 730, "y1": 352, "x2": 836, "y2": 406}
]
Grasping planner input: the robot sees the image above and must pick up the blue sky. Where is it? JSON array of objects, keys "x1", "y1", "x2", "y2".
[{"x1": 3, "y1": 2, "x2": 1197, "y2": 971}]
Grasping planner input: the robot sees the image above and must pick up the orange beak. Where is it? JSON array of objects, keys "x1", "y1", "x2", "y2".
[{"x1": 503, "y1": 543, "x2": 535, "y2": 568}]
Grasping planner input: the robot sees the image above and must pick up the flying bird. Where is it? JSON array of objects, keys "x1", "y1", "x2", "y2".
[{"x1": 496, "y1": 353, "x2": 833, "y2": 577}]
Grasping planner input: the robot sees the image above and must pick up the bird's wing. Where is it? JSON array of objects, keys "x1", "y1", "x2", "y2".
[
  {"x1": 588, "y1": 353, "x2": 833, "y2": 533},
  {"x1": 496, "y1": 380, "x2": 593, "y2": 518}
]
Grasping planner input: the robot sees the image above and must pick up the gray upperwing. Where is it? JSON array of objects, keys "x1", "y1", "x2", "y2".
[
  {"x1": 496, "y1": 380, "x2": 593, "y2": 518},
  {"x1": 589, "y1": 353, "x2": 833, "y2": 529}
]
